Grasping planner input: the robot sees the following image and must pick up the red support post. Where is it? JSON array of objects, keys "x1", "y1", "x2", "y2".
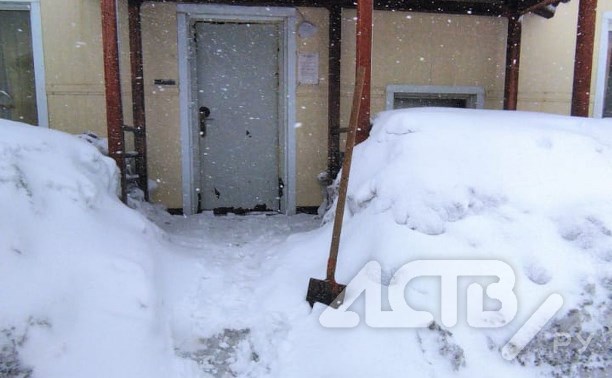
[
  {"x1": 504, "y1": 15, "x2": 521, "y2": 110},
  {"x1": 571, "y1": 0, "x2": 597, "y2": 117},
  {"x1": 356, "y1": 0, "x2": 372, "y2": 144},
  {"x1": 128, "y1": 0, "x2": 149, "y2": 200},
  {"x1": 101, "y1": 0, "x2": 126, "y2": 200}
]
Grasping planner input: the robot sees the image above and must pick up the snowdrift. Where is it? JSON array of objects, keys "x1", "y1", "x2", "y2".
[
  {"x1": 0, "y1": 120, "x2": 175, "y2": 378},
  {"x1": 254, "y1": 109, "x2": 612, "y2": 377},
  {"x1": 2, "y1": 108, "x2": 611, "y2": 378}
]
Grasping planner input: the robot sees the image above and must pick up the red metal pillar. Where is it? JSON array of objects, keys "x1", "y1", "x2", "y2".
[
  {"x1": 128, "y1": 0, "x2": 149, "y2": 200},
  {"x1": 355, "y1": 0, "x2": 372, "y2": 143},
  {"x1": 504, "y1": 15, "x2": 521, "y2": 110},
  {"x1": 571, "y1": 0, "x2": 597, "y2": 117},
  {"x1": 101, "y1": 0, "x2": 126, "y2": 200}
]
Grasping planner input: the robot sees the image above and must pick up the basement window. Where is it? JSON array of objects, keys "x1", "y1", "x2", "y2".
[{"x1": 386, "y1": 85, "x2": 485, "y2": 110}]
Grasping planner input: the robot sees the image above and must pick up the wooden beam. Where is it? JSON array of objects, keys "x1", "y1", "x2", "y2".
[
  {"x1": 571, "y1": 0, "x2": 597, "y2": 117},
  {"x1": 172, "y1": 0, "x2": 510, "y2": 16},
  {"x1": 371, "y1": 0, "x2": 508, "y2": 16},
  {"x1": 101, "y1": 0, "x2": 126, "y2": 201},
  {"x1": 519, "y1": 0, "x2": 559, "y2": 15},
  {"x1": 128, "y1": 0, "x2": 149, "y2": 200},
  {"x1": 328, "y1": 5, "x2": 342, "y2": 178},
  {"x1": 356, "y1": 0, "x2": 372, "y2": 144},
  {"x1": 503, "y1": 15, "x2": 522, "y2": 110}
]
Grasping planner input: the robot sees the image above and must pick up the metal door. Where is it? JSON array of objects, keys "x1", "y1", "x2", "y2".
[{"x1": 195, "y1": 21, "x2": 280, "y2": 211}]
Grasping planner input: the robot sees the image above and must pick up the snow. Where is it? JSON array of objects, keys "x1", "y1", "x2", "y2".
[
  {"x1": 0, "y1": 120, "x2": 176, "y2": 377},
  {"x1": 1, "y1": 108, "x2": 611, "y2": 377}
]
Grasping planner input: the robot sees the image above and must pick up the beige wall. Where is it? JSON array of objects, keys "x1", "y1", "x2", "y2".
[
  {"x1": 39, "y1": 0, "x2": 611, "y2": 210},
  {"x1": 519, "y1": 0, "x2": 612, "y2": 114},
  {"x1": 295, "y1": 7, "x2": 330, "y2": 208},
  {"x1": 140, "y1": 2, "x2": 181, "y2": 208},
  {"x1": 40, "y1": 0, "x2": 106, "y2": 135},
  {"x1": 39, "y1": 0, "x2": 132, "y2": 137},
  {"x1": 340, "y1": 9, "x2": 507, "y2": 125},
  {"x1": 519, "y1": 2, "x2": 579, "y2": 114}
]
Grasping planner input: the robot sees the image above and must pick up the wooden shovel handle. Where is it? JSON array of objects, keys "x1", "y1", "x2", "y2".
[{"x1": 326, "y1": 67, "x2": 366, "y2": 282}]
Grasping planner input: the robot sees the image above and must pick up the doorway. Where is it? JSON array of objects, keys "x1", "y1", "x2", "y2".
[
  {"x1": 178, "y1": 4, "x2": 297, "y2": 215},
  {"x1": 195, "y1": 21, "x2": 280, "y2": 212}
]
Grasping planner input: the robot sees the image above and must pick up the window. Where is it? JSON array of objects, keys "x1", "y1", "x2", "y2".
[
  {"x1": 386, "y1": 85, "x2": 485, "y2": 110},
  {"x1": 0, "y1": 1, "x2": 47, "y2": 127}
]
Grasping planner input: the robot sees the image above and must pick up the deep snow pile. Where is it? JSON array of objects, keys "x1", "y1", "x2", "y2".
[
  {"x1": 0, "y1": 120, "x2": 178, "y2": 378},
  {"x1": 345, "y1": 109, "x2": 612, "y2": 376},
  {"x1": 247, "y1": 108, "x2": 612, "y2": 377},
  {"x1": 2, "y1": 108, "x2": 612, "y2": 378}
]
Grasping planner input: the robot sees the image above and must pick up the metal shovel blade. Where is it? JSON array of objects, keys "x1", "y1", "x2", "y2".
[{"x1": 306, "y1": 278, "x2": 346, "y2": 309}]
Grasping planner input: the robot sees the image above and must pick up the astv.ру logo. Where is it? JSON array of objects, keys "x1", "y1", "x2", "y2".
[{"x1": 318, "y1": 260, "x2": 564, "y2": 360}]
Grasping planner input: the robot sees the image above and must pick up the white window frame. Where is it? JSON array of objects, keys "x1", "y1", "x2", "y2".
[
  {"x1": 177, "y1": 4, "x2": 297, "y2": 215},
  {"x1": 385, "y1": 85, "x2": 485, "y2": 110},
  {"x1": 0, "y1": 0, "x2": 48, "y2": 127},
  {"x1": 594, "y1": 12, "x2": 612, "y2": 118}
]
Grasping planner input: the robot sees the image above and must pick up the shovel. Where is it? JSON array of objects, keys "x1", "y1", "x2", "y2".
[{"x1": 306, "y1": 67, "x2": 366, "y2": 308}]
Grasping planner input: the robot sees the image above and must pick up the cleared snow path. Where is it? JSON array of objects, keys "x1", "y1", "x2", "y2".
[
  {"x1": 153, "y1": 212, "x2": 319, "y2": 287},
  {"x1": 156, "y1": 212, "x2": 319, "y2": 253},
  {"x1": 144, "y1": 210, "x2": 320, "y2": 377}
]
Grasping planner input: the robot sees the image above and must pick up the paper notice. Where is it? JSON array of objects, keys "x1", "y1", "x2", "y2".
[{"x1": 298, "y1": 53, "x2": 319, "y2": 85}]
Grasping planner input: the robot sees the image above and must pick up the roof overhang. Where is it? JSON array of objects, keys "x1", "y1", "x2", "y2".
[{"x1": 140, "y1": 0, "x2": 570, "y2": 18}]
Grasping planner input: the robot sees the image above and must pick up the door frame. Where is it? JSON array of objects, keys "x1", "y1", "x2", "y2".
[
  {"x1": 177, "y1": 4, "x2": 297, "y2": 215},
  {"x1": 0, "y1": 0, "x2": 48, "y2": 127},
  {"x1": 594, "y1": 11, "x2": 612, "y2": 118}
]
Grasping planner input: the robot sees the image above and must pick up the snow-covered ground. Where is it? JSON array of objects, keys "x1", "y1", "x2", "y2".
[
  {"x1": 1, "y1": 108, "x2": 611, "y2": 378},
  {"x1": 145, "y1": 210, "x2": 320, "y2": 377}
]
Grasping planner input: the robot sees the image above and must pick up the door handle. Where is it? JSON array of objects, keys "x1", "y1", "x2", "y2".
[{"x1": 199, "y1": 106, "x2": 211, "y2": 137}]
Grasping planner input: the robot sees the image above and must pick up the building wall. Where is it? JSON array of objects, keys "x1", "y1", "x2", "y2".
[
  {"x1": 36, "y1": 0, "x2": 610, "y2": 210},
  {"x1": 295, "y1": 7, "x2": 330, "y2": 209},
  {"x1": 519, "y1": 0, "x2": 612, "y2": 114},
  {"x1": 137, "y1": 4, "x2": 508, "y2": 208},
  {"x1": 519, "y1": 2, "x2": 580, "y2": 114},
  {"x1": 137, "y1": 4, "x2": 331, "y2": 208},
  {"x1": 339, "y1": 9, "x2": 507, "y2": 126},
  {"x1": 139, "y1": 2, "x2": 181, "y2": 208},
  {"x1": 40, "y1": 0, "x2": 106, "y2": 135}
]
